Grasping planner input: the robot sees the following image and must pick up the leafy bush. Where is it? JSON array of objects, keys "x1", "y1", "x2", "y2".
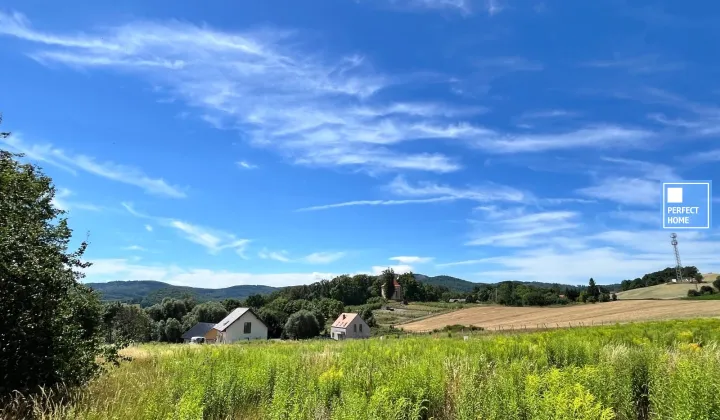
[
  {"x1": 284, "y1": 310, "x2": 320, "y2": 340},
  {"x1": 599, "y1": 293, "x2": 610, "y2": 302},
  {"x1": 688, "y1": 289, "x2": 701, "y2": 297},
  {"x1": 611, "y1": 293, "x2": 618, "y2": 301},
  {"x1": 700, "y1": 285, "x2": 715, "y2": 295}
]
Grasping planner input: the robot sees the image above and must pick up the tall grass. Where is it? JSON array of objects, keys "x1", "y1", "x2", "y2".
[{"x1": 12, "y1": 319, "x2": 720, "y2": 419}]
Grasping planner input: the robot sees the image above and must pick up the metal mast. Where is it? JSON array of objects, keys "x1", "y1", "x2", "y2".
[{"x1": 670, "y1": 233, "x2": 685, "y2": 286}]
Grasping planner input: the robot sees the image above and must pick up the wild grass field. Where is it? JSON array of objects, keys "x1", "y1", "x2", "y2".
[
  {"x1": 17, "y1": 319, "x2": 720, "y2": 420},
  {"x1": 400, "y1": 300, "x2": 720, "y2": 332}
]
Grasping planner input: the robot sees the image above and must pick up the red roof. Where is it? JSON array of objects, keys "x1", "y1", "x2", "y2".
[
  {"x1": 393, "y1": 280, "x2": 401, "y2": 287},
  {"x1": 331, "y1": 313, "x2": 358, "y2": 328}
]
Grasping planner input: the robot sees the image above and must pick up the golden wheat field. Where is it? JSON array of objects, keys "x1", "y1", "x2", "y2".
[{"x1": 399, "y1": 300, "x2": 720, "y2": 332}]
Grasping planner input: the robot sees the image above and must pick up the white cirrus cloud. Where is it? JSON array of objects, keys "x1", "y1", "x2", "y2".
[
  {"x1": 389, "y1": 256, "x2": 434, "y2": 264},
  {"x1": 258, "y1": 248, "x2": 346, "y2": 264},
  {"x1": 237, "y1": 161, "x2": 257, "y2": 169},
  {"x1": 121, "y1": 202, "x2": 250, "y2": 256},
  {"x1": 371, "y1": 264, "x2": 414, "y2": 275},
  {"x1": 0, "y1": 11, "x2": 481, "y2": 174},
  {"x1": 82, "y1": 258, "x2": 338, "y2": 288},
  {"x1": 51, "y1": 187, "x2": 102, "y2": 212},
  {"x1": 144, "y1": 224, "x2": 153, "y2": 232},
  {"x1": 2, "y1": 133, "x2": 185, "y2": 198}
]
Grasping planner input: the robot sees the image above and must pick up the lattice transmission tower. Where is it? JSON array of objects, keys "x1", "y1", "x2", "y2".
[{"x1": 670, "y1": 233, "x2": 687, "y2": 287}]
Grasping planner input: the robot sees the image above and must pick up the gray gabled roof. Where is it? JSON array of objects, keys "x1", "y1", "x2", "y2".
[
  {"x1": 213, "y1": 307, "x2": 264, "y2": 332},
  {"x1": 181, "y1": 322, "x2": 216, "y2": 340}
]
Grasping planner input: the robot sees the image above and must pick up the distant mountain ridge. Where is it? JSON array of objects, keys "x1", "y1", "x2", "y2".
[
  {"x1": 85, "y1": 280, "x2": 277, "y2": 306},
  {"x1": 86, "y1": 274, "x2": 599, "y2": 306}
]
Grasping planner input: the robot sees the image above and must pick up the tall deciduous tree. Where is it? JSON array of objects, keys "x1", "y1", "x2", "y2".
[
  {"x1": 381, "y1": 268, "x2": 396, "y2": 300},
  {"x1": 1, "y1": 145, "x2": 112, "y2": 397}
]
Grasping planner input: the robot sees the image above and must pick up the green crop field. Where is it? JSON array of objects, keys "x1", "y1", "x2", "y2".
[{"x1": 17, "y1": 319, "x2": 720, "y2": 420}]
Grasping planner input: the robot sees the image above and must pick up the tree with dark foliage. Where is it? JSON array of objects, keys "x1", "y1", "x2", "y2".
[
  {"x1": 381, "y1": 268, "x2": 396, "y2": 300},
  {"x1": 1, "y1": 145, "x2": 116, "y2": 398},
  {"x1": 284, "y1": 310, "x2": 320, "y2": 340}
]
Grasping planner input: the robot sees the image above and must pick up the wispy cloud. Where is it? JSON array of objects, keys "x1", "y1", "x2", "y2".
[
  {"x1": 475, "y1": 56, "x2": 543, "y2": 72},
  {"x1": 123, "y1": 245, "x2": 147, "y2": 251},
  {"x1": 389, "y1": 256, "x2": 433, "y2": 264},
  {"x1": 371, "y1": 264, "x2": 414, "y2": 275},
  {"x1": 52, "y1": 188, "x2": 102, "y2": 212},
  {"x1": 121, "y1": 202, "x2": 250, "y2": 256},
  {"x1": 576, "y1": 157, "x2": 679, "y2": 206},
  {"x1": 82, "y1": 258, "x2": 337, "y2": 287},
  {"x1": 297, "y1": 197, "x2": 457, "y2": 211},
  {"x1": 471, "y1": 126, "x2": 655, "y2": 154},
  {"x1": 237, "y1": 161, "x2": 257, "y2": 169},
  {"x1": 472, "y1": 230, "x2": 720, "y2": 284},
  {"x1": 518, "y1": 109, "x2": 578, "y2": 120},
  {"x1": 2, "y1": 133, "x2": 185, "y2": 198},
  {"x1": 298, "y1": 176, "x2": 529, "y2": 211},
  {"x1": 144, "y1": 224, "x2": 153, "y2": 232},
  {"x1": 0, "y1": 11, "x2": 487, "y2": 174},
  {"x1": 582, "y1": 54, "x2": 685, "y2": 74},
  {"x1": 467, "y1": 207, "x2": 581, "y2": 247},
  {"x1": 258, "y1": 248, "x2": 346, "y2": 264}
]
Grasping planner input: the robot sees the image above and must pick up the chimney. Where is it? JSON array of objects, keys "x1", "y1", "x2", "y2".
[{"x1": 342, "y1": 314, "x2": 346, "y2": 319}]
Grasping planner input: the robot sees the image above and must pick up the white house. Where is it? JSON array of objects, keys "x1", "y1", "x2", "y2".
[
  {"x1": 330, "y1": 313, "x2": 370, "y2": 340},
  {"x1": 213, "y1": 307, "x2": 268, "y2": 343}
]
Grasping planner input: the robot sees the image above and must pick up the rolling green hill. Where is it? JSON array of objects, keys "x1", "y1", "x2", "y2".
[{"x1": 85, "y1": 280, "x2": 278, "y2": 306}]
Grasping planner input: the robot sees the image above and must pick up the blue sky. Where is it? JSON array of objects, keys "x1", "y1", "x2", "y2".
[{"x1": 1, "y1": 0, "x2": 719, "y2": 287}]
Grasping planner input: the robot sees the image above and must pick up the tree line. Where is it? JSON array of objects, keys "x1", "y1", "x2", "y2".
[{"x1": 619, "y1": 266, "x2": 701, "y2": 291}]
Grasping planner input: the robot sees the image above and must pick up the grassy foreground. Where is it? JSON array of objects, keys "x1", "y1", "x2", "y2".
[{"x1": 25, "y1": 319, "x2": 720, "y2": 419}]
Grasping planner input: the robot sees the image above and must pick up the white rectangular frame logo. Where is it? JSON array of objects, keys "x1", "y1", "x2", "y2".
[{"x1": 662, "y1": 182, "x2": 711, "y2": 229}]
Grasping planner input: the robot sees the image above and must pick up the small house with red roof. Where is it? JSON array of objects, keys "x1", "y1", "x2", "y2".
[{"x1": 330, "y1": 313, "x2": 370, "y2": 340}]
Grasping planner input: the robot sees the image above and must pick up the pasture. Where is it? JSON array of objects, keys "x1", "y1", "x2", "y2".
[
  {"x1": 17, "y1": 319, "x2": 720, "y2": 419},
  {"x1": 399, "y1": 300, "x2": 720, "y2": 332}
]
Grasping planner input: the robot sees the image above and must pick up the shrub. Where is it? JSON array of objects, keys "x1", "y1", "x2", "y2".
[
  {"x1": 284, "y1": 310, "x2": 320, "y2": 340},
  {"x1": 688, "y1": 289, "x2": 701, "y2": 297},
  {"x1": 611, "y1": 293, "x2": 618, "y2": 301},
  {"x1": 700, "y1": 285, "x2": 715, "y2": 295},
  {"x1": 600, "y1": 293, "x2": 611, "y2": 302}
]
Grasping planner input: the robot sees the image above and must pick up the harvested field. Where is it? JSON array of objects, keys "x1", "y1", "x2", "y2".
[{"x1": 400, "y1": 300, "x2": 720, "y2": 332}]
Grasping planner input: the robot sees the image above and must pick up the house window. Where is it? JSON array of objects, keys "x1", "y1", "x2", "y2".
[
  {"x1": 359, "y1": 324, "x2": 363, "y2": 332},
  {"x1": 244, "y1": 322, "x2": 252, "y2": 334},
  {"x1": 354, "y1": 324, "x2": 357, "y2": 333}
]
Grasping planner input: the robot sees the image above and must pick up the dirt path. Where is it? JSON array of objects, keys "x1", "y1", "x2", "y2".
[{"x1": 400, "y1": 300, "x2": 720, "y2": 332}]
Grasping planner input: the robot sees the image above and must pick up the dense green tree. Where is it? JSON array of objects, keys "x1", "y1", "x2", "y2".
[
  {"x1": 222, "y1": 298, "x2": 243, "y2": 312},
  {"x1": 284, "y1": 310, "x2": 320, "y2": 340},
  {"x1": 104, "y1": 302, "x2": 152, "y2": 342},
  {"x1": 257, "y1": 307, "x2": 288, "y2": 338},
  {"x1": 611, "y1": 293, "x2": 618, "y2": 301},
  {"x1": 181, "y1": 301, "x2": 228, "y2": 331},
  {"x1": 381, "y1": 268, "x2": 396, "y2": 300},
  {"x1": 695, "y1": 273, "x2": 704, "y2": 284},
  {"x1": 144, "y1": 304, "x2": 164, "y2": 322},
  {"x1": 245, "y1": 294, "x2": 266, "y2": 309},
  {"x1": 1, "y1": 148, "x2": 114, "y2": 397},
  {"x1": 398, "y1": 271, "x2": 422, "y2": 301},
  {"x1": 588, "y1": 278, "x2": 600, "y2": 300},
  {"x1": 358, "y1": 306, "x2": 377, "y2": 327},
  {"x1": 713, "y1": 276, "x2": 720, "y2": 292},
  {"x1": 164, "y1": 318, "x2": 183, "y2": 343}
]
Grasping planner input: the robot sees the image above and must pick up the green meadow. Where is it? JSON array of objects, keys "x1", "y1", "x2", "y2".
[{"x1": 23, "y1": 319, "x2": 720, "y2": 420}]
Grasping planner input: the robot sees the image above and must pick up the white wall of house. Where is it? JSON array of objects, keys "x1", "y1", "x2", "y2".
[
  {"x1": 217, "y1": 311, "x2": 268, "y2": 343},
  {"x1": 331, "y1": 317, "x2": 370, "y2": 340}
]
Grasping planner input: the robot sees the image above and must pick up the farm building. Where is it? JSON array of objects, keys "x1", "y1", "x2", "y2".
[
  {"x1": 330, "y1": 313, "x2": 370, "y2": 340},
  {"x1": 213, "y1": 307, "x2": 268, "y2": 343},
  {"x1": 381, "y1": 279, "x2": 404, "y2": 301},
  {"x1": 448, "y1": 298, "x2": 466, "y2": 303},
  {"x1": 181, "y1": 322, "x2": 218, "y2": 343}
]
